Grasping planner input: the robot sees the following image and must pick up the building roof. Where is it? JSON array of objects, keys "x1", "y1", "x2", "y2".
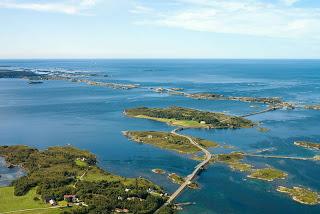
[{"x1": 64, "y1": 194, "x2": 76, "y2": 198}]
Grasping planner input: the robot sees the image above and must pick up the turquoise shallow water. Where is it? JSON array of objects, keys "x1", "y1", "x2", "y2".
[{"x1": 0, "y1": 59, "x2": 319, "y2": 213}]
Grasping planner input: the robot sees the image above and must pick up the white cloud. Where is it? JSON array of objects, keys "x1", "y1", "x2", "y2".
[
  {"x1": 133, "y1": 0, "x2": 320, "y2": 41},
  {"x1": 281, "y1": 0, "x2": 300, "y2": 6},
  {"x1": 0, "y1": 0, "x2": 98, "y2": 15},
  {"x1": 129, "y1": 5, "x2": 153, "y2": 14}
]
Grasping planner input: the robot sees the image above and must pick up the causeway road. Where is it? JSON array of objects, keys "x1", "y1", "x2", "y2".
[{"x1": 155, "y1": 128, "x2": 212, "y2": 212}]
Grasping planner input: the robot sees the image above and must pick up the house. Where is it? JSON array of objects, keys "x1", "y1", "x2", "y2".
[
  {"x1": 147, "y1": 188, "x2": 154, "y2": 193},
  {"x1": 125, "y1": 188, "x2": 131, "y2": 192},
  {"x1": 49, "y1": 199, "x2": 57, "y2": 206},
  {"x1": 64, "y1": 194, "x2": 78, "y2": 203},
  {"x1": 77, "y1": 157, "x2": 87, "y2": 162},
  {"x1": 45, "y1": 197, "x2": 57, "y2": 206}
]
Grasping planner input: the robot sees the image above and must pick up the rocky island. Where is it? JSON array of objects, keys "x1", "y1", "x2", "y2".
[
  {"x1": 76, "y1": 79, "x2": 139, "y2": 90},
  {"x1": 0, "y1": 69, "x2": 40, "y2": 79},
  {"x1": 304, "y1": 105, "x2": 320, "y2": 110},
  {"x1": 277, "y1": 186, "x2": 320, "y2": 205},
  {"x1": 186, "y1": 93, "x2": 295, "y2": 109},
  {"x1": 125, "y1": 107, "x2": 255, "y2": 129},
  {"x1": 152, "y1": 169, "x2": 166, "y2": 174},
  {"x1": 187, "y1": 93, "x2": 282, "y2": 104},
  {"x1": 294, "y1": 141, "x2": 320, "y2": 150},
  {"x1": 0, "y1": 68, "x2": 139, "y2": 90}
]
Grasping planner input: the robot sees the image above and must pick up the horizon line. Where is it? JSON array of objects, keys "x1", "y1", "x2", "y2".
[{"x1": 1, "y1": 58, "x2": 320, "y2": 60}]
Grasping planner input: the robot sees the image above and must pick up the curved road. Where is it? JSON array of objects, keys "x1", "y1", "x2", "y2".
[
  {"x1": 156, "y1": 128, "x2": 212, "y2": 212},
  {"x1": 155, "y1": 105, "x2": 287, "y2": 212}
]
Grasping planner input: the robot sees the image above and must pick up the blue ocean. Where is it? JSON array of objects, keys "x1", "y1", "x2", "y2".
[{"x1": 0, "y1": 59, "x2": 319, "y2": 213}]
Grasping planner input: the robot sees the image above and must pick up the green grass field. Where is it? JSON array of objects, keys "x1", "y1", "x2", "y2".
[
  {"x1": 3, "y1": 208, "x2": 62, "y2": 214},
  {"x1": 75, "y1": 159, "x2": 88, "y2": 167},
  {"x1": 134, "y1": 115, "x2": 208, "y2": 128},
  {"x1": 83, "y1": 166, "x2": 123, "y2": 182},
  {"x1": 0, "y1": 187, "x2": 51, "y2": 213},
  {"x1": 248, "y1": 168, "x2": 288, "y2": 181}
]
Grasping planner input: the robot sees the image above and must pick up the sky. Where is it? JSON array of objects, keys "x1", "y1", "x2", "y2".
[{"x1": 0, "y1": 0, "x2": 320, "y2": 59}]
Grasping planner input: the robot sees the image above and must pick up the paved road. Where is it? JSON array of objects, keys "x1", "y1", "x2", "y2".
[
  {"x1": 241, "y1": 107, "x2": 279, "y2": 117},
  {"x1": 155, "y1": 128, "x2": 212, "y2": 213}
]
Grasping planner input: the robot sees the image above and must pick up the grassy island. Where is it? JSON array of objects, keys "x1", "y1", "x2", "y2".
[
  {"x1": 168, "y1": 173, "x2": 185, "y2": 185},
  {"x1": 277, "y1": 186, "x2": 320, "y2": 205},
  {"x1": 123, "y1": 131, "x2": 218, "y2": 154},
  {"x1": 294, "y1": 141, "x2": 320, "y2": 150},
  {"x1": 125, "y1": 107, "x2": 255, "y2": 129},
  {"x1": 216, "y1": 152, "x2": 253, "y2": 172},
  {"x1": 168, "y1": 173, "x2": 199, "y2": 189},
  {"x1": 248, "y1": 168, "x2": 288, "y2": 181},
  {"x1": 0, "y1": 145, "x2": 171, "y2": 214}
]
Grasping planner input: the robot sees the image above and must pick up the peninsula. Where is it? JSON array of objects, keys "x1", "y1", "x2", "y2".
[
  {"x1": 125, "y1": 107, "x2": 255, "y2": 129},
  {"x1": 0, "y1": 145, "x2": 171, "y2": 214}
]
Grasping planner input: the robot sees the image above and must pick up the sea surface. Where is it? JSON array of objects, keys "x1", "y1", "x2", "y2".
[{"x1": 0, "y1": 59, "x2": 319, "y2": 213}]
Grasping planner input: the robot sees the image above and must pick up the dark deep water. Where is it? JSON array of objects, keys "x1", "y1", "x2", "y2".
[{"x1": 0, "y1": 59, "x2": 319, "y2": 213}]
